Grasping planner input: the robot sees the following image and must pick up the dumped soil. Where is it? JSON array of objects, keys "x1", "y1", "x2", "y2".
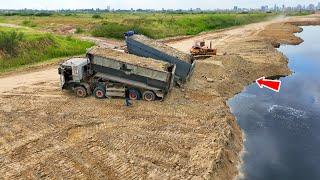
[
  {"x1": 130, "y1": 34, "x2": 193, "y2": 63},
  {"x1": 88, "y1": 47, "x2": 171, "y2": 72},
  {"x1": 0, "y1": 15, "x2": 320, "y2": 180}
]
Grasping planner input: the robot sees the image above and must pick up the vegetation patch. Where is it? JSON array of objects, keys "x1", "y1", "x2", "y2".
[
  {"x1": 75, "y1": 26, "x2": 84, "y2": 34},
  {"x1": 286, "y1": 11, "x2": 311, "y2": 16},
  {"x1": 91, "y1": 13, "x2": 274, "y2": 39},
  {"x1": 0, "y1": 28, "x2": 94, "y2": 72},
  {"x1": 22, "y1": 19, "x2": 37, "y2": 27},
  {"x1": 0, "y1": 12, "x2": 278, "y2": 38},
  {"x1": 92, "y1": 14, "x2": 103, "y2": 19},
  {"x1": 1, "y1": 12, "x2": 53, "y2": 17},
  {"x1": 0, "y1": 31, "x2": 24, "y2": 56}
]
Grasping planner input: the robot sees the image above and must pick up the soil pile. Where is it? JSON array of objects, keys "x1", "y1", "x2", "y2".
[{"x1": 88, "y1": 47, "x2": 171, "y2": 72}]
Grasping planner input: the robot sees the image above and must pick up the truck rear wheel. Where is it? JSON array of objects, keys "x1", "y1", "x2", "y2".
[
  {"x1": 128, "y1": 88, "x2": 141, "y2": 100},
  {"x1": 143, "y1": 91, "x2": 156, "y2": 101},
  {"x1": 94, "y1": 87, "x2": 106, "y2": 99},
  {"x1": 74, "y1": 86, "x2": 87, "y2": 98}
]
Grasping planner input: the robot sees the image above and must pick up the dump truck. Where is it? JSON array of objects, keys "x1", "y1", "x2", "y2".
[
  {"x1": 58, "y1": 47, "x2": 176, "y2": 101},
  {"x1": 125, "y1": 32, "x2": 195, "y2": 84}
]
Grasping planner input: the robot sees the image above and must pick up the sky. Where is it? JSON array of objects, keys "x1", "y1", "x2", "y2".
[{"x1": 0, "y1": 0, "x2": 319, "y2": 10}]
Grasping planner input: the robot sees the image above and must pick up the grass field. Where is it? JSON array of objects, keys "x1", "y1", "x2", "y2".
[
  {"x1": 0, "y1": 27, "x2": 94, "y2": 72},
  {"x1": 91, "y1": 13, "x2": 275, "y2": 39},
  {"x1": 0, "y1": 12, "x2": 276, "y2": 39}
]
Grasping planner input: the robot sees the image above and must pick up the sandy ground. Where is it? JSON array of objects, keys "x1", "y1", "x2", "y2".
[
  {"x1": 1, "y1": 15, "x2": 320, "y2": 179},
  {"x1": 0, "y1": 23, "x2": 30, "y2": 29}
]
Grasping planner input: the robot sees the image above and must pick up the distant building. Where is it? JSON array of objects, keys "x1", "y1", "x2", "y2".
[
  {"x1": 308, "y1": 4, "x2": 315, "y2": 10},
  {"x1": 261, "y1": 5, "x2": 268, "y2": 12},
  {"x1": 297, "y1": 4, "x2": 302, "y2": 11},
  {"x1": 234, "y1": 6, "x2": 238, "y2": 11},
  {"x1": 317, "y1": 2, "x2": 320, "y2": 10}
]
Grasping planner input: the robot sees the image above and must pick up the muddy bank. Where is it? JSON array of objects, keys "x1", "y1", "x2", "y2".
[
  {"x1": 212, "y1": 16, "x2": 320, "y2": 179},
  {"x1": 169, "y1": 15, "x2": 320, "y2": 179}
]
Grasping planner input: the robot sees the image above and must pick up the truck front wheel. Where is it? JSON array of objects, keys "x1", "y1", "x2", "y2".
[
  {"x1": 143, "y1": 91, "x2": 156, "y2": 101},
  {"x1": 94, "y1": 87, "x2": 106, "y2": 99},
  {"x1": 74, "y1": 86, "x2": 87, "y2": 98}
]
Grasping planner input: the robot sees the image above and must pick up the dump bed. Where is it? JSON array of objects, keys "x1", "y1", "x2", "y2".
[
  {"x1": 87, "y1": 47, "x2": 175, "y2": 92},
  {"x1": 125, "y1": 34, "x2": 195, "y2": 83}
]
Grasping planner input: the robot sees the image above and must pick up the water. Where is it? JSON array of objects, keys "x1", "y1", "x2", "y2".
[{"x1": 228, "y1": 26, "x2": 320, "y2": 180}]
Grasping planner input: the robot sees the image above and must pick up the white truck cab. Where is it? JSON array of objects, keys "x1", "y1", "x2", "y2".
[{"x1": 58, "y1": 58, "x2": 90, "y2": 90}]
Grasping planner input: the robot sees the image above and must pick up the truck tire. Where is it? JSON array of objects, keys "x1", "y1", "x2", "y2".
[
  {"x1": 94, "y1": 87, "x2": 106, "y2": 99},
  {"x1": 128, "y1": 88, "x2": 141, "y2": 100},
  {"x1": 74, "y1": 86, "x2": 87, "y2": 98},
  {"x1": 143, "y1": 91, "x2": 156, "y2": 101}
]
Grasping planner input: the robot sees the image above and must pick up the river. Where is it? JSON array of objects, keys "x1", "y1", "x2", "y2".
[{"x1": 228, "y1": 26, "x2": 320, "y2": 180}]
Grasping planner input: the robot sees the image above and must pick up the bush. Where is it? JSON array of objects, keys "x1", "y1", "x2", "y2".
[
  {"x1": 91, "y1": 23, "x2": 131, "y2": 39},
  {"x1": 92, "y1": 14, "x2": 103, "y2": 19},
  {"x1": 22, "y1": 20, "x2": 37, "y2": 27},
  {"x1": 66, "y1": 35, "x2": 73, "y2": 41},
  {"x1": 0, "y1": 31, "x2": 24, "y2": 56},
  {"x1": 75, "y1": 26, "x2": 84, "y2": 34},
  {"x1": 3, "y1": 13, "x2": 18, "y2": 16},
  {"x1": 34, "y1": 12, "x2": 53, "y2": 17}
]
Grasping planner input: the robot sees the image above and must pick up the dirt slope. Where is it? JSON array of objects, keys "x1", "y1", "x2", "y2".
[{"x1": 0, "y1": 15, "x2": 320, "y2": 179}]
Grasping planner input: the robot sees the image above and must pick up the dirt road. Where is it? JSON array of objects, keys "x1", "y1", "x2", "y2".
[
  {"x1": 0, "y1": 69, "x2": 58, "y2": 94},
  {"x1": 1, "y1": 15, "x2": 320, "y2": 179},
  {"x1": 0, "y1": 23, "x2": 30, "y2": 29}
]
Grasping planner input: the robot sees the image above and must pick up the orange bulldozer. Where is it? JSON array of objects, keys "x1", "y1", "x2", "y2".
[{"x1": 190, "y1": 41, "x2": 217, "y2": 59}]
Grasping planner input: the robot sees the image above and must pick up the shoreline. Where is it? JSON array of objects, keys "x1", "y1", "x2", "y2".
[
  {"x1": 168, "y1": 14, "x2": 320, "y2": 179},
  {"x1": 224, "y1": 16, "x2": 320, "y2": 179}
]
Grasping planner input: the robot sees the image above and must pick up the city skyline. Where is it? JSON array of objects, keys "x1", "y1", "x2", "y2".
[{"x1": 0, "y1": 0, "x2": 319, "y2": 10}]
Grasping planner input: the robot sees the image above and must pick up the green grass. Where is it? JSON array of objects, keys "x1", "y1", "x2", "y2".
[
  {"x1": 0, "y1": 12, "x2": 276, "y2": 39},
  {"x1": 286, "y1": 11, "x2": 312, "y2": 16},
  {"x1": 91, "y1": 13, "x2": 275, "y2": 39},
  {"x1": 0, "y1": 27, "x2": 94, "y2": 72},
  {"x1": 21, "y1": 19, "x2": 37, "y2": 27}
]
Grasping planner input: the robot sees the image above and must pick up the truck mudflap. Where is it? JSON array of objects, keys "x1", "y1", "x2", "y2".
[
  {"x1": 186, "y1": 61, "x2": 196, "y2": 81},
  {"x1": 155, "y1": 91, "x2": 165, "y2": 99},
  {"x1": 59, "y1": 74, "x2": 65, "y2": 90},
  {"x1": 169, "y1": 65, "x2": 177, "y2": 90}
]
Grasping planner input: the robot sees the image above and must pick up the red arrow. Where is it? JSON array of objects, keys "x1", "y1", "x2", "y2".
[{"x1": 256, "y1": 77, "x2": 281, "y2": 92}]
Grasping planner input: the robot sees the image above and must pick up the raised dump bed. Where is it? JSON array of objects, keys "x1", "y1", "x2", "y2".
[{"x1": 125, "y1": 33, "x2": 195, "y2": 84}]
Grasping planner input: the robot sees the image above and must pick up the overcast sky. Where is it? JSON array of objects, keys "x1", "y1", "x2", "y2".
[{"x1": 0, "y1": 0, "x2": 319, "y2": 10}]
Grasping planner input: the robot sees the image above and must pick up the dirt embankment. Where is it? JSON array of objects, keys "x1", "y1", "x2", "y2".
[{"x1": 0, "y1": 15, "x2": 320, "y2": 180}]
